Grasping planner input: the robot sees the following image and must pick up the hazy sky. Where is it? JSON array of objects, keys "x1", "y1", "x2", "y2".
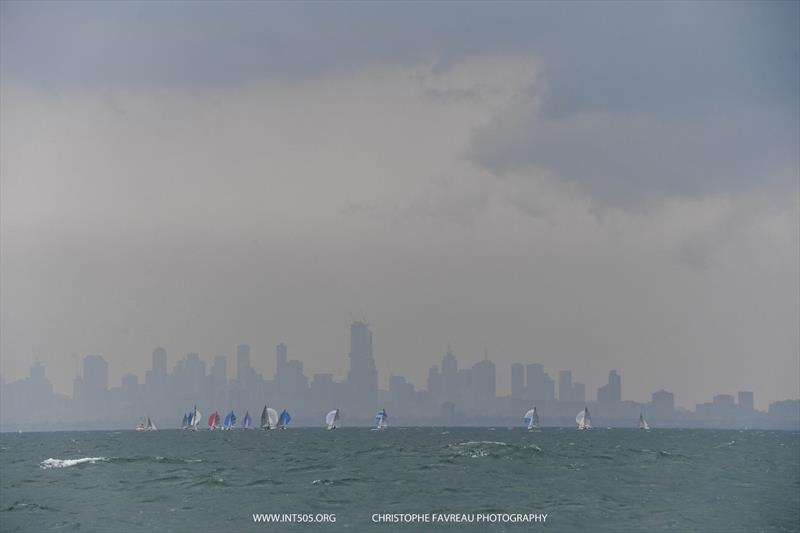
[{"x1": 1, "y1": 1, "x2": 798, "y2": 409}]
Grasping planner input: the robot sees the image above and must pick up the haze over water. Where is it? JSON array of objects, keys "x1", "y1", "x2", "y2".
[{"x1": 1, "y1": 428, "x2": 798, "y2": 532}]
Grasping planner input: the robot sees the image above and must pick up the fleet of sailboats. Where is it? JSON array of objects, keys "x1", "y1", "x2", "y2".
[{"x1": 164, "y1": 404, "x2": 650, "y2": 431}]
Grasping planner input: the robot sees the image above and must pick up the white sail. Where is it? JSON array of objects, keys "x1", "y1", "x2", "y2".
[
  {"x1": 326, "y1": 409, "x2": 340, "y2": 430},
  {"x1": 192, "y1": 408, "x2": 202, "y2": 430},
  {"x1": 523, "y1": 409, "x2": 535, "y2": 429},
  {"x1": 374, "y1": 409, "x2": 387, "y2": 429},
  {"x1": 576, "y1": 408, "x2": 591, "y2": 429},
  {"x1": 639, "y1": 413, "x2": 649, "y2": 430},
  {"x1": 532, "y1": 407, "x2": 540, "y2": 428},
  {"x1": 266, "y1": 408, "x2": 279, "y2": 429}
]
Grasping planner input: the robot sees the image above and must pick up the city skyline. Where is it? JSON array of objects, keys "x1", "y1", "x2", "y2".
[
  {"x1": 2, "y1": 323, "x2": 792, "y2": 412},
  {"x1": 2, "y1": 321, "x2": 797, "y2": 431}
]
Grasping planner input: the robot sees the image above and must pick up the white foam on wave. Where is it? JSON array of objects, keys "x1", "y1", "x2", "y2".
[{"x1": 40, "y1": 457, "x2": 108, "y2": 469}]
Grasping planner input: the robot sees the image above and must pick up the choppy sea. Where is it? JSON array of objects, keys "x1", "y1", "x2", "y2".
[{"x1": 1, "y1": 428, "x2": 798, "y2": 532}]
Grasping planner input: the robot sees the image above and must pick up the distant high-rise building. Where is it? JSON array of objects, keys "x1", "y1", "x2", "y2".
[
  {"x1": 145, "y1": 348, "x2": 168, "y2": 391},
  {"x1": 713, "y1": 394, "x2": 735, "y2": 407},
  {"x1": 236, "y1": 345, "x2": 251, "y2": 383},
  {"x1": 472, "y1": 357, "x2": 496, "y2": 405},
  {"x1": 389, "y1": 375, "x2": 415, "y2": 411},
  {"x1": 442, "y1": 349, "x2": 457, "y2": 376},
  {"x1": 511, "y1": 363, "x2": 525, "y2": 400},
  {"x1": 276, "y1": 342, "x2": 288, "y2": 378},
  {"x1": 651, "y1": 389, "x2": 674, "y2": 411},
  {"x1": 526, "y1": 364, "x2": 555, "y2": 406},
  {"x1": 737, "y1": 391, "x2": 754, "y2": 412},
  {"x1": 152, "y1": 348, "x2": 167, "y2": 376},
  {"x1": 573, "y1": 382, "x2": 586, "y2": 403},
  {"x1": 83, "y1": 355, "x2": 109, "y2": 395},
  {"x1": 427, "y1": 364, "x2": 442, "y2": 400},
  {"x1": 559, "y1": 370, "x2": 573, "y2": 402},
  {"x1": 211, "y1": 356, "x2": 227, "y2": 383},
  {"x1": 346, "y1": 322, "x2": 378, "y2": 418},
  {"x1": 440, "y1": 348, "x2": 459, "y2": 403},
  {"x1": 597, "y1": 370, "x2": 621, "y2": 404}
]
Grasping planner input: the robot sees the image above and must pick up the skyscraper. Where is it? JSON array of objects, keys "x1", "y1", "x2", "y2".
[
  {"x1": 738, "y1": 391, "x2": 754, "y2": 412},
  {"x1": 236, "y1": 345, "x2": 251, "y2": 384},
  {"x1": 511, "y1": 363, "x2": 525, "y2": 400},
  {"x1": 526, "y1": 363, "x2": 555, "y2": 406},
  {"x1": 152, "y1": 348, "x2": 167, "y2": 376},
  {"x1": 559, "y1": 370, "x2": 573, "y2": 402},
  {"x1": 597, "y1": 370, "x2": 622, "y2": 404},
  {"x1": 472, "y1": 357, "x2": 496, "y2": 406},
  {"x1": 276, "y1": 342, "x2": 288, "y2": 377},
  {"x1": 346, "y1": 321, "x2": 378, "y2": 419}
]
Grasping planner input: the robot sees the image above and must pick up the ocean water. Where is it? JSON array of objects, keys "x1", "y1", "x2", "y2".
[{"x1": 1, "y1": 428, "x2": 798, "y2": 532}]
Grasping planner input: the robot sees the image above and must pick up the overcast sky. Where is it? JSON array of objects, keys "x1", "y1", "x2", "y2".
[{"x1": 1, "y1": 1, "x2": 798, "y2": 409}]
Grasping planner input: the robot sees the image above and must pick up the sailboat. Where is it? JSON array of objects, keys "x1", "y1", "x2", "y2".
[
  {"x1": 145, "y1": 416, "x2": 157, "y2": 431},
  {"x1": 223, "y1": 411, "x2": 236, "y2": 430},
  {"x1": 639, "y1": 412, "x2": 649, "y2": 430},
  {"x1": 208, "y1": 411, "x2": 221, "y2": 430},
  {"x1": 374, "y1": 409, "x2": 388, "y2": 430},
  {"x1": 277, "y1": 410, "x2": 292, "y2": 430},
  {"x1": 576, "y1": 407, "x2": 592, "y2": 430},
  {"x1": 326, "y1": 409, "x2": 341, "y2": 430},
  {"x1": 190, "y1": 406, "x2": 202, "y2": 431},
  {"x1": 181, "y1": 412, "x2": 190, "y2": 430},
  {"x1": 260, "y1": 406, "x2": 279, "y2": 430},
  {"x1": 242, "y1": 411, "x2": 252, "y2": 430},
  {"x1": 523, "y1": 407, "x2": 540, "y2": 430}
]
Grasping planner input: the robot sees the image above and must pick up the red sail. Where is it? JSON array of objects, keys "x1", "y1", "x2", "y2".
[{"x1": 208, "y1": 411, "x2": 218, "y2": 427}]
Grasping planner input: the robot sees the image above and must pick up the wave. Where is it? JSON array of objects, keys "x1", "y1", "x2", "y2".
[
  {"x1": 446, "y1": 440, "x2": 542, "y2": 459},
  {"x1": 40, "y1": 457, "x2": 108, "y2": 469}
]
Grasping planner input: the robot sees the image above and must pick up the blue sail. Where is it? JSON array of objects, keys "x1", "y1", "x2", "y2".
[
  {"x1": 242, "y1": 411, "x2": 252, "y2": 429},
  {"x1": 278, "y1": 410, "x2": 291, "y2": 428},
  {"x1": 229, "y1": 411, "x2": 236, "y2": 428},
  {"x1": 181, "y1": 413, "x2": 189, "y2": 428}
]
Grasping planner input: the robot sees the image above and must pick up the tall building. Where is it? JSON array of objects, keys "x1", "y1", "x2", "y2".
[
  {"x1": 597, "y1": 370, "x2": 621, "y2": 404},
  {"x1": 346, "y1": 321, "x2": 378, "y2": 418},
  {"x1": 573, "y1": 382, "x2": 586, "y2": 403},
  {"x1": 236, "y1": 345, "x2": 251, "y2": 384},
  {"x1": 511, "y1": 363, "x2": 525, "y2": 400},
  {"x1": 440, "y1": 348, "x2": 459, "y2": 403},
  {"x1": 83, "y1": 355, "x2": 109, "y2": 396},
  {"x1": 472, "y1": 357, "x2": 496, "y2": 406},
  {"x1": 276, "y1": 342, "x2": 288, "y2": 377},
  {"x1": 146, "y1": 347, "x2": 168, "y2": 388},
  {"x1": 651, "y1": 389, "x2": 674, "y2": 411},
  {"x1": 526, "y1": 364, "x2": 555, "y2": 406},
  {"x1": 211, "y1": 356, "x2": 227, "y2": 383},
  {"x1": 738, "y1": 391, "x2": 754, "y2": 412},
  {"x1": 152, "y1": 348, "x2": 167, "y2": 376},
  {"x1": 559, "y1": 370, "x2": 573, "y2": 402}
]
